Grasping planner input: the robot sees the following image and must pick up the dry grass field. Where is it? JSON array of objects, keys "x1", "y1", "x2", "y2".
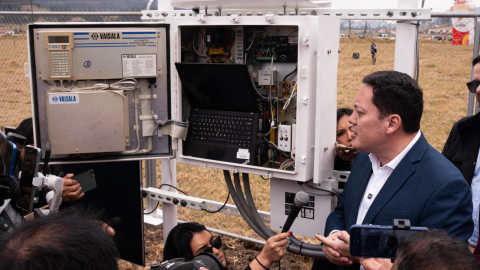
[{"x1": 0, "y1": 34, "x2": 475, "y2": 269}]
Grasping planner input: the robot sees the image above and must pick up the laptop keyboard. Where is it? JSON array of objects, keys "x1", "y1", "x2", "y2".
[{"x1": 190, "y1": 110, "x2": 256, "y2": 148}]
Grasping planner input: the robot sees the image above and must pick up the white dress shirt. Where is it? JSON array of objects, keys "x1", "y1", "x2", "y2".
[{"x1": 356, "y1": 131, "x2": 421, "y2": 225}]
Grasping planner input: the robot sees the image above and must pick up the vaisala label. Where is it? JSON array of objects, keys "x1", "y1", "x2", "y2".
[
  {"x1": 100, "y1": 33, "x2": 120, "y2": 39},
  {"x1": 49, "y1": 94, "x2": 80, "y2": 104}
]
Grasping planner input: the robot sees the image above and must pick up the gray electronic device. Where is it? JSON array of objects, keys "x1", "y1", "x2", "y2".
[
  {"x1": 29, "y1": 24, "x2": 170, "y2": 163},
  {"x1": 73, "y1": 169, "x2": 97, "y2": 194}
]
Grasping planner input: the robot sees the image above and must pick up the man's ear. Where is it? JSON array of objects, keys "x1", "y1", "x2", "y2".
[{"x1": 386, "y1": 114, "x2": 401, "y2": 135}]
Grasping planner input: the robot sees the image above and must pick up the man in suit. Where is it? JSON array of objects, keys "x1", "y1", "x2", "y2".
[
  {"x1": 442, "y1": 55, "x2": 480, "y2": 254},
  {"x1": 316, "y1": 71, "x2": 473, "y2": 269}
]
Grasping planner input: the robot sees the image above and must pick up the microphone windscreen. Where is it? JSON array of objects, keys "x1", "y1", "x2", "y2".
[
  {"x1": 294, "y1": 191, "x2": 309, "y2": 206},
  {"x1": 108, "y1": 217, "x2": 121, "y2": 227}
]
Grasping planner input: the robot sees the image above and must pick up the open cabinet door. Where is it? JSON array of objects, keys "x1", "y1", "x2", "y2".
[
  {"x1": 170, "y1": 14, "x2": 328, "y2": 183},
  {"x1": 313, "y1": 16, "x2": 340, "y2": 186}
]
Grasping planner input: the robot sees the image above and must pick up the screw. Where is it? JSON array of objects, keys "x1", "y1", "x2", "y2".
[
  {"x1": 387, "y1": 10, "x2": 394, "y2": 17},
  {"x1": 162, "y1": 12, "x2": 168, "y2": 17},
  {"x1": 311, "y1": 10, "x2": 317, "y2": 15},
  {"x1": 338, "y1": 49, "x2": 342, "y2": 53},
  {"x1": 327, "y1": 49, "x2": 331, "y2": 54},
  {"x1": 411, "y1": 11, "x2": 418, "y2": 17}
]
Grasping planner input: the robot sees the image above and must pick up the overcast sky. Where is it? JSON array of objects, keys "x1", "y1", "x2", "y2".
[{"x1": 330, "y1": 0, "x2": 470, "y2": 12}]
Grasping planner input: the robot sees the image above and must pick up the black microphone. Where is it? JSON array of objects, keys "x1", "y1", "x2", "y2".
[
  {"x1": 107, "y1": 217, "x2": 122, "y2": 227},
  {"x1": 281, "y1": 191, "x2": 309, "y2": 233}
]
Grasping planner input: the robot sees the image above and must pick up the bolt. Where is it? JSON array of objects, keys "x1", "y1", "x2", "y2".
[
  {"x1": 162, "y1": 12, "x2": 168, "y2": 17},
  {"x1": 311, "y1": 10, "x2": 317, "y2": 15},
  {"x1": 411, "y1": 11, "x2": 418, "y2": 17},
  {"x1": 327, "y1": 49, "x2": 331, "y2": 54},
  {"x1": 324, "y1": 146, "x2": 328, "y2": 151},
  {"x1": 338, "y1": 49, "x2": 342, "y2": 53},
  {"x1": 387, "y1": 10, "x2": 394, "y2": 17}
]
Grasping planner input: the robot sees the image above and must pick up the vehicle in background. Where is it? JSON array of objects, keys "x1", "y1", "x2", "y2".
[
  {"x1": 374, "y1": 34, "x2": 395, "y2": 40},
  {"x1": 428, "y1": 36, "x2": 445, "y2": 41}
]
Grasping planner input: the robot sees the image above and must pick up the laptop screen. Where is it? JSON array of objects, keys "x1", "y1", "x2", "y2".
[{"x1": 175, "y1": 63, "x2": 259, "y2": 113}]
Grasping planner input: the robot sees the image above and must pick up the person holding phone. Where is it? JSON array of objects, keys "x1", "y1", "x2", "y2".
[
  {"x1": 13, "y1": 118, "x2": 84, "y2": 203},
  {"x1": 317, "y1": 71, "x2": 473, "y2": 270},
  {"x1": 358, "y1": 229, "x2": 480, "y2": 270},
  {"x1": 442, "y1": 55, "x2": 480, "y2": 257},
  {"x1": 163, "y1": 222, "x2": 290, "y2": 270}
]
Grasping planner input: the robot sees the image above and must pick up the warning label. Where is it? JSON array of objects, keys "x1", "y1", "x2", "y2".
[{"x1": 122, "y1": 54, "x2": 156, "y2": 77}]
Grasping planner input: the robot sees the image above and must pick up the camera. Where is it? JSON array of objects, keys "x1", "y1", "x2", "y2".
[{"x1": 150, "y1": 252, "x2": 225, "y2": 270}]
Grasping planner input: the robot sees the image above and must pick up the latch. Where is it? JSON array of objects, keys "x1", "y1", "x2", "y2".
[
  {"x1": 265, "y1": 13, "x2": 275, "y2": 23},
  {"x1": 231, "y1": 14, "x2": 240, "y2": 23}
]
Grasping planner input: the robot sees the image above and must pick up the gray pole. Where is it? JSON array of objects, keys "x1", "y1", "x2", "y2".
[{"x1": 468, "y1": 17, "x2": 480, "y2": 116}]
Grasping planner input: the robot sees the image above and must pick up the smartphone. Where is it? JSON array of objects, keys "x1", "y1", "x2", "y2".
[
  {"x1": 0, "y1": 130, "x2": 17, "y2": 184},
  {"x1": 337, "y1": 145, "x2": 355, "y2": 151},
  {"x1": 350, "y1": 225, "x2": 428, "y2": 259},
  {"x1": 74, "y1": 169, "x2": 97, "y2": 194},
  {"x1": 18, "y1": 146, "x2": 41, "y2": 212}
]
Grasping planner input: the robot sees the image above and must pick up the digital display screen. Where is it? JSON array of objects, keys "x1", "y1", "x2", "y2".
[{"x1": 48, "y1": 36, "x2": 69, "y2": 43}]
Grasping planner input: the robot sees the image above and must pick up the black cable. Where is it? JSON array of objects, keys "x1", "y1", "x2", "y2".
[
  {"x1": 159, "y1": 184, "x2": 189, "y2": 196},
  {"x1": 144, "y1": 184, "x2": 189, "y2": 215},
  {"x1": 303, "y1": 182, "x2": 341, "y2": 200},
  {"x1": 283, "y1": 66, "x2": 297, "y2": 81},
  {"x1": 202, "y1": 192, "x2": 230, "y2": 213},
  {"x1": 144, "y1": 201, "x2": 159, "y2": 215}
]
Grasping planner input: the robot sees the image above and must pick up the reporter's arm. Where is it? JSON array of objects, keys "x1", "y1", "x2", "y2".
[{"x1": 247, "y1": 232, "x2": 290, "y2": 270}]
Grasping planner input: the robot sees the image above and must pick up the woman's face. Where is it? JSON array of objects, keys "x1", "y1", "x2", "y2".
[
  {"x1": 190, "y1": 230, "x2": 227, "y2": 267},
  {"x1": 336, "y1": 114, "x2": 353, "y2": 147}
]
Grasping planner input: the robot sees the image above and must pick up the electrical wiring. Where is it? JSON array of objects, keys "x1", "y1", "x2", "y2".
[
  {"x1": 193, "y1": 31, "x2": 209, "y2": 58},
  {"x1": 282, "y1": 81, "x2": 297, "y2": 111},
  {"x1": 144, "y1": 184, "x2": 190, "y2": 215},
  {"x1": 301, "y1": 182, "x2": 341, "y2": 200}
]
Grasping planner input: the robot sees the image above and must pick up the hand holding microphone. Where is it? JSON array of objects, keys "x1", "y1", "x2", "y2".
[{"x1": 281, "y1": 191, "x2": 309, "y2": 233}]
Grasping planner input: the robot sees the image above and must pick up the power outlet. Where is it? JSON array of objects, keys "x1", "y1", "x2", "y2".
[{"x1": 278, "y1": 124, "x2": 292, "y2": 152}]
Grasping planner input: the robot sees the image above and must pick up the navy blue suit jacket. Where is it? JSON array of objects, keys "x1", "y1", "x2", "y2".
[{"x1": 325, "y1": 134, "x2": 473, "y2": 242}]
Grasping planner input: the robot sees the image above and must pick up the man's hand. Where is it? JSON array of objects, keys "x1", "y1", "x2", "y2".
[
  {"x1": 359, "y1": 258, "x2": 393, "y2": 270},
  {"x1": 62, "y1": 174, "x2": 84, "y2": 202},
  {"x1": 316, "y1": 231, "x2": 357, "y2": 266},
  {"x1": 336, "y1": 144, "x2": 358, "y2": 162}
]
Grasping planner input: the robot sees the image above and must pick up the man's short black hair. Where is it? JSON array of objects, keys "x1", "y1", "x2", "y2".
[
  {"x1": 0, "y1": 208, "x2": 119, "y2": 270},
  {"x1": 362, "y1": 71, "x2": 423, "y2": 134},
  {"x1": 14, "y1": 118, "x2": 33, "y2": 145},
  {"x1": 394, "y1": 229, "x2": 480, "y2": 270},
  {"x1": 473, "y1": 55, "x2": 480, "y2": 67},
  {"x1": 163, "y1": 222, "x2": 207, "y2": 262}
]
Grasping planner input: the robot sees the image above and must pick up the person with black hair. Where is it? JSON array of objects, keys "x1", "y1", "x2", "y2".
[
  {"x1": 359, "y1": 229, "x2": 480, "y2": 270},
  {"x1": 316, "y1": 71, "x2": 473, "y2": 270},
  {"x1": 443, "y1": 55, "x2": 480, "y2": 256},
  {"x1": 163, "y1": 222, "x2": 290, "y2": 270},
  {"x1": 0, "y1": 208, "x2": 120, "y2": 270},
  {"x1": 335, "y1": 108, "x2": 358, "y2": 171}
]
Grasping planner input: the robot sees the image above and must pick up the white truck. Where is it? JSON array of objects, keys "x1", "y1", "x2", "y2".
[{"x1": 375, "y1": 33, "x2": 395, "y2": 40}]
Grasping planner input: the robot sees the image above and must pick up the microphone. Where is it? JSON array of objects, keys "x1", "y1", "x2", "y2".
[
  {"x1": 107, "y1": 217, "x2": 122, "y2": 227},
  {"x1": 281, "y1": 191, "x2": 309, "y2": 233}
]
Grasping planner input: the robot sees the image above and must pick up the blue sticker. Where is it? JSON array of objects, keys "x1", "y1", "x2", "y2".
[{"x1": 83, "y1": 61, "x2": 91, "y2": 68}]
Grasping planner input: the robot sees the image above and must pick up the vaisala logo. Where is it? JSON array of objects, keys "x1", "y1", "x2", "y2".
[
  {"x1": 52, "y1": 96, "x2": 58, "y2": 102},
  {"x1": 91, "y1": 33, "x2": 99, "y2": 40}
]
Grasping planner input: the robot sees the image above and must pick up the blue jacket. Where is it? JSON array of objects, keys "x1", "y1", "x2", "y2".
[{"x1": 325, "y1": 134, "x2": 473, "y2": 242}]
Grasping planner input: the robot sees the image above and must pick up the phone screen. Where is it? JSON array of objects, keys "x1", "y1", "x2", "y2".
[
  {"x1": 350, "y1": 226, "x2": 427, "y2": 258},
  {"x1": 0, "y1": 130, "x2": 17, "y2": 184},
  {"x1": 18, "y1": 146, "x2": 40, "y2": 212}
]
